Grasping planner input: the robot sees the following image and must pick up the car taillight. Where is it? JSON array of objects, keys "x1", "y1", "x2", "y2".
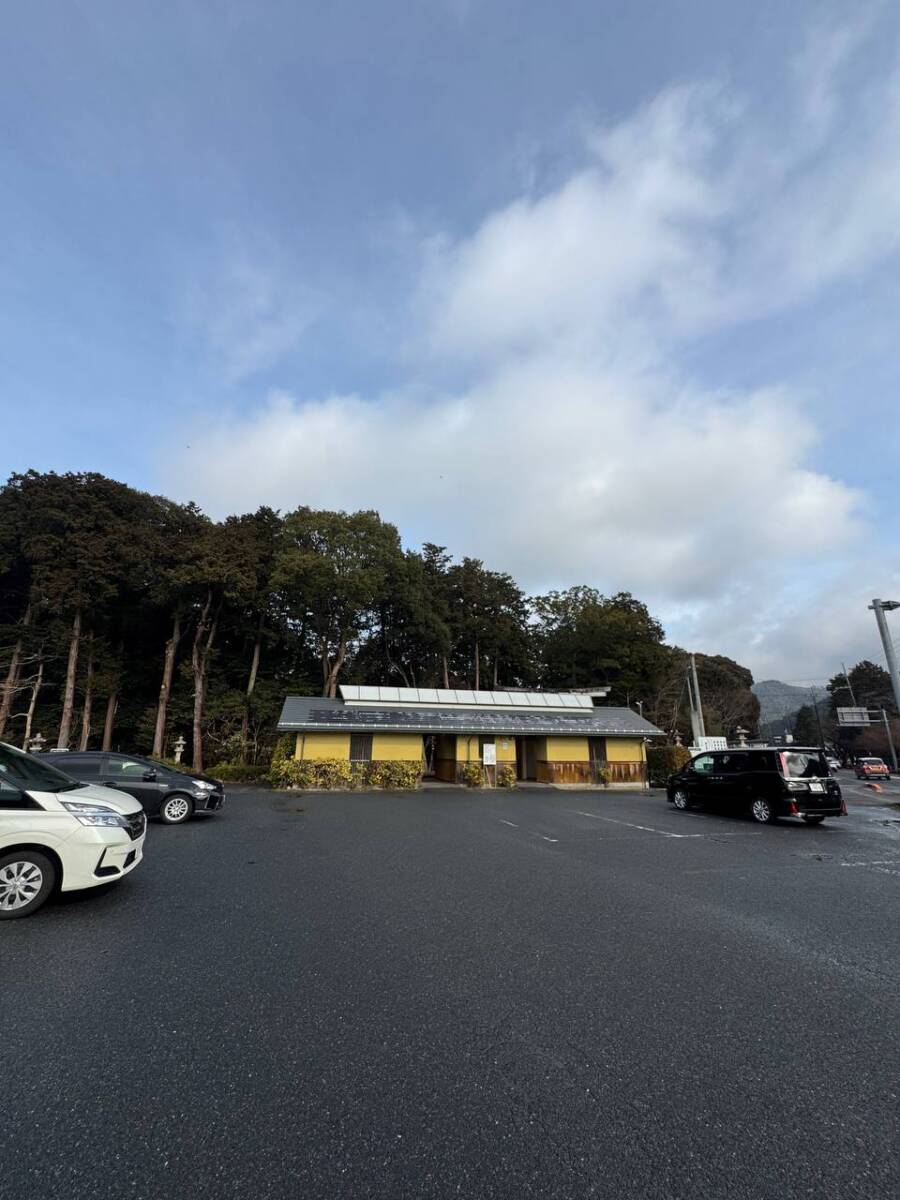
[{"x1": 788, "y1": 800, "x2": 798, "y2": 815}]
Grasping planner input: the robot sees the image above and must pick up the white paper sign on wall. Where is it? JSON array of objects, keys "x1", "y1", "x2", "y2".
[{"x1": 482, "y1": 743, "x2": 497, "y2": 766}]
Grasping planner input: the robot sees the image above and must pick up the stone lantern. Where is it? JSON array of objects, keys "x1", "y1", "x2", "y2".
[{"x1": 173, "y1": 735, "x2": 186, "y2": 764}]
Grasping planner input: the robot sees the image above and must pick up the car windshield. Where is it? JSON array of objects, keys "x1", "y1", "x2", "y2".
[
  {"x1": 780, "y1": 751, "x2": 829, "y2": 779},
  {"x1": 0, "y1": 743, "x2": 82, "y2": 792},
  {"x1": 860, "y1": 758, "x2": 884, "y2": 765}
]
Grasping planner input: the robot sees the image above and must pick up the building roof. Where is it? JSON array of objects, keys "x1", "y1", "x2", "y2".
[{"x1": 277, "y1": 694, "x2": 664, "y2": 738}]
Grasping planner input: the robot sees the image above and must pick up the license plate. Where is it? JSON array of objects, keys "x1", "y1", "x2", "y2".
[{"x1": 809, "y1": 782, "x2": 824, "y2": 793}]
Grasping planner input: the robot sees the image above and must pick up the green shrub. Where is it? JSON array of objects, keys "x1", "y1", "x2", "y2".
[
  {"x1": 367, "y1": 760, "x2": 422, "y2": 790},
  {"x1": 595, "y1": 767, "x2": 610, "y2": 787},
  {"x1": 207, "y1": 762, "x2": 263, "y2": 782},
  {"x1": 158, "y1": 757, "x2": 197, "y2": 775},
  {"x1": 496, "y1": 764, "x2": 517, "y2": 788},
  {"x1": 460, "y1": 762, "x2": 484, "y2": 787},
  {"x1": 270, "y1": 757, "x2": 422, "y2": 790},
  {"x1": 315, "y1": 758, "x2": 353, "y2": 789},
  {"x1": 267, "y1": 734, "x2": 299, "y2": 786},
  {"x1": 646, "y1": 744, "x2": 691, "y2": 787}
]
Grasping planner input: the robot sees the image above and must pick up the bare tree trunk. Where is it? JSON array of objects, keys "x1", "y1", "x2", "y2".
[
  {"x1": 320, "y1": 642, "x2": 331, "y2": 697},
  {"x1": 493, "y1": 656, "x2": 499, "y2": 689},
  {"x1": 0, "y1": 601, "x2": 31, "y2": 737},
  {"x1": 325, "y1": 642, "x2": 347, "y2": 698},
  {"x1": 442, "y1": 654, "x2": 449, "y2": 690},
  {"x1": 153, "y1": 612, "x2": 182, "y2": 759},
  {"x1": 191, "y1": 592, "x2": 218, "y2": 773},
  {"x1": 20, "y1": 657, "x2": 44, "y2": 750},
  {"x1": 240, "y1": 615, "x2": 264, "y2": 763},
  {"x1": 320, "y1": 639, "x2": 347, "y2": 698},
  {"x1": 474, "y1": 639, "x2": 480, "y2": 691},
  {"x1": 78, "y1": 636, "x2": 94, "y2": 750},
  {"x1": 57, "y1": 609, "x2": 82, "y2": 748},
  {"x1": 102, "y1": 692, "x2": 117, "y2": 751}
]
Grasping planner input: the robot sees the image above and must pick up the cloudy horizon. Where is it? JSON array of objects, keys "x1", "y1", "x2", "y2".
[{"x1": 3, "y1": 1, "x2": 899, "y2": 684}]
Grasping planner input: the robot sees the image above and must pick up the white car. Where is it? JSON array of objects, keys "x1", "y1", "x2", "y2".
[{"x1": 0, "y1": 741, "x2": 146, "y2": 919}]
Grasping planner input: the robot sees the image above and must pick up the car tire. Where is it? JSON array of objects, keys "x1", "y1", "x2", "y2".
[
  {"x1": 671, "y1": 789, "x2": 692, "y2": 811},
  {"x1": 0, "y1": 850, "x2": 56, "y2": 919},
  {"x1": 159, "y1": 794, "x2": 194, "y2": 825},
  {"x1": 751, "y1": 797, "x2": 777, "y2": 824},
  {"x1": 802, "y1": 814, "x2": 826, "y2": 825}
]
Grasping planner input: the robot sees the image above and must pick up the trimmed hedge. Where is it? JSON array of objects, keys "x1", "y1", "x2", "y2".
[
  {"x1": 157, "y1": 757, "x2": 197, "y2": 775},
  {"x1": 207, "y1": 762, "x2": 266, "y2": 782},
  {"x1": 646, "y1": 744, "x2": 691, "y2": 787},
  {"x1": 270, "y1": 758, "x2": 422, "y2": 791}
]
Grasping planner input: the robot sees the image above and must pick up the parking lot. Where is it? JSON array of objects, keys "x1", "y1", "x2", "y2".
[{"x1": 3, "y1": 783, "x2": 899, "y2": 1199}]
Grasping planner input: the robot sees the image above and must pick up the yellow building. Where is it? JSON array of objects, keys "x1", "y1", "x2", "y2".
[{"x1": 277, "y1": 686, "x2": 662, "y2": 785}]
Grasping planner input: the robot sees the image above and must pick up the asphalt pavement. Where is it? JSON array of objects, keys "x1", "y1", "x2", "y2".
[{"x1": 2, "y1": 784, "x2": 899, "y2": 1199}]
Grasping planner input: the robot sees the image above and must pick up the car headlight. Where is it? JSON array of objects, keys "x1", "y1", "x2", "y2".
[
  {"x1": 61, "y1": 801, "x2": 128, "y2": 828},
  {"x1": 193, "y1": 780, "x2": 215, "y2": 791}
]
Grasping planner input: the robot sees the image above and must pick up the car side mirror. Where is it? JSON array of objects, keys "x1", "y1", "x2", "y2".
[{"x1": 142, "y1": 770, "x2": 158, "y2": 782}]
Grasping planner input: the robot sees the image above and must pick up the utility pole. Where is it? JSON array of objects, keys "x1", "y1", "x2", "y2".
[
  {"x1": 881, "y1": 708, "x2": 899, "y2": 773},
  {"x1": 810, "y1": 689, "x2": 826, "y2": 748},
  {"x1": 689, "y1": 653, "x2": 706, "y2": 740},
  {"x1": 841, "y1": 662, "x2": 857, "y2": 706},
  {"x1": 869, "y1": 599, "x2": 900, "y2": 720}
]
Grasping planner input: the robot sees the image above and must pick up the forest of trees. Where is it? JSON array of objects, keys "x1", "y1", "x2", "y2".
[
  {"x1": 0, "y1": 471, "x2": 760, "y2": 770},
  {"x1": 791, "y1": 660, "x2": 899, "y2": 758}
]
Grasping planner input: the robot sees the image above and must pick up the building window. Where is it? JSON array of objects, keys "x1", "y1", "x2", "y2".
[
  {"x1": 350, "y1": 734, "x2": 373, "y2": 761},
  {"x1": 589, "y1": 737, "x2": 607, "y2": 764}
]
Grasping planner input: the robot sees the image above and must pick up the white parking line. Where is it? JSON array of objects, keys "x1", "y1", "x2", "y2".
[
  {"x1": 570, "y1": 811, "x2": 703, "y2": 839},
  {"x1": 497, "y1": 818, "x2": 558, "y2": 843}
]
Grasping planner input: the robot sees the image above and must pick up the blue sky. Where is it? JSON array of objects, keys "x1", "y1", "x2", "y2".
[{"x1": 3, "y1": 1, "x2": 900, "y2": 681}]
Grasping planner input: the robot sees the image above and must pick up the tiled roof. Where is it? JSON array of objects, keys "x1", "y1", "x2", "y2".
[{"x1": 277, "y1": 695, "x2": 663, "y2": 738}]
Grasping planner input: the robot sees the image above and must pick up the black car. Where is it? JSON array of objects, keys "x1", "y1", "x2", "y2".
[
  {"x1": 666, "y1": 747, "x2": 845, "y2": 825},
  {"x1": 40, "y1": 751, "x2": 224, "y2": 825}
]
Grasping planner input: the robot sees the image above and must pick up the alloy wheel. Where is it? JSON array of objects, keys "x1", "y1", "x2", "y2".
[
  {"x1": 672, "y1": 790, "x2": 689, "y2": 810},
  {"x1": 751, "y1": 798, "x2": 774, "y2": 824},
  {"x1": 162, "y1": 796, "x2": 191, "y2": 823},
  {"x1": 0, "y1": 860, "x2": 44, "y2": 912}
]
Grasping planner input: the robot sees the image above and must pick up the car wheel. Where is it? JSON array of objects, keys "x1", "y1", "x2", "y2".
[
  {"x1": 0, "y1": 850, "x2": 56, "y2": 919},
  {"x1": 159, "y1": 794, "x2": 194, "y2": 825},
  {"x1": 802, "y1": 814, "x2": 826, "y2": 825},
  {"x1": 751, "y1": 798, "x2": 777, "y2": 824},
  {"x1": 672, "y1": 789, "x2": 691, "y2": 811}
]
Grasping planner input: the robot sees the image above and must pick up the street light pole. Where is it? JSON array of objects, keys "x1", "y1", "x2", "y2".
[{"x1": 869, "y1": 599, "x2": 900, "y2": 720}]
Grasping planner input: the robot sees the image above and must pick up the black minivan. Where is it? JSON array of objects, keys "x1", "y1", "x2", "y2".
[
  {"x1": 666, "y1": 747, "x2": 845, "y2": 824},
  {"x1": 40, "y1": 751, "x2": 224, "y2": 825}
]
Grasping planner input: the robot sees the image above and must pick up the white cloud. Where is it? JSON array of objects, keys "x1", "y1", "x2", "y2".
[
  {"x1": 166, "y1": 15, "x2": 900, "y2": 680},
  {"x1": 179, "y1": 230, "x2": 321, "y2": 383}
]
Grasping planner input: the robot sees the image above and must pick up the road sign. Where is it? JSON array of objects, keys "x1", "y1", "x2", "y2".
[
  {"x1": 837, "y1": 707, "x2": 871, "y2": 726},
  {"x1": 697, "y1": 736, "x2": 728, "y2": 752}
]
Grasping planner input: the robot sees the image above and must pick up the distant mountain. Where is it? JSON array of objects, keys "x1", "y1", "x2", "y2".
[{"x1": 752, "y1": 679, "x2": 828, "y2": 727}]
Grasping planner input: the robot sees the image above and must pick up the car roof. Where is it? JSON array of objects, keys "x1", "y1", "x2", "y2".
[{"x1": 39, "y1": 750, "x2": 148, "y2": 759}]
